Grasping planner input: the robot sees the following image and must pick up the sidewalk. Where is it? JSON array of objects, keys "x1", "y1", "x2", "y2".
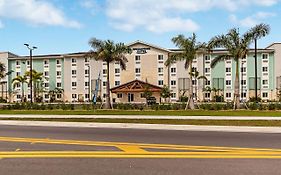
[
  {"x1": 0, "y1": 114, "x2": 281, "y2": 120},
  {"x1": 1, "y1": 120, "x2": 281, "y2": 133}
]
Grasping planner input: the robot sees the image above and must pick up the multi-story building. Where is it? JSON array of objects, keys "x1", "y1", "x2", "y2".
[{"x1": 0, "y1": 41, "x2": 281, "y2": 103}]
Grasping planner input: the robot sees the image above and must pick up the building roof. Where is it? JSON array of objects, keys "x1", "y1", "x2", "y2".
[
  {"x1": 127, "y1": 40, "x2": 171, "y2": 53},
  {"x1": 111, "y1": 79, "x2": 163, "y2": 93}
]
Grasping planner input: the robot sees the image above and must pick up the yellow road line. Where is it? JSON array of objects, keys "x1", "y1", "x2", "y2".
[{"x1": 1, "y1": 136, "x2": 281, "y2": 159}]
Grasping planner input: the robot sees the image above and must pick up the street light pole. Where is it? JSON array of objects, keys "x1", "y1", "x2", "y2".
[{"x1": 24, "y1": 44, "x2": 37, "y2": 103}]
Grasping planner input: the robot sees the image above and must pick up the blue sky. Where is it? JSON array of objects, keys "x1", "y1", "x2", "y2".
[{"x1": 0, "y1": 0, "x2": 280, "y2": 55}]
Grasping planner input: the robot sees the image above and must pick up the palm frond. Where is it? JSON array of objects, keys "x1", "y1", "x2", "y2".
[{"x1": 211, "y1": 54, "x2": 229, "y2": 68}]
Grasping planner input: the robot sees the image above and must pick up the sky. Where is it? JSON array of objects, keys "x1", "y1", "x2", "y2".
[{"x1": 0, "y1": 0, "x2": 280, "y2": 56}]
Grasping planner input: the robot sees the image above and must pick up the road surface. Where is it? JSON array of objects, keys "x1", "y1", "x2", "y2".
[{"x1": 0, "y1": 125, "x2": 281, "y2": 175}]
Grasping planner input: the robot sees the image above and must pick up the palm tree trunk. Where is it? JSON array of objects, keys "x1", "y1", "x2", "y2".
[
  {"x1": 21, "y1": 82, "x2": 24, "y2": 102},
  {"x1": 104, "y1": 61, "x2": 112, "y2": 109},
  {"x1": 188, "y1": 64, "x2": 195, "y2": 109},
  {"x1": 234, "y1": 60, "x2": 240, "y2": 109}
]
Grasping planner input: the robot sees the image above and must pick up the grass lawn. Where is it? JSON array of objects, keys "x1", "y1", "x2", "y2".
[
  {"x1": 0, "y1": 110, "x2": 281, "y2": 116},
  {"x1": 1, "y1": 118, "x2": 281, "y2": 127}
]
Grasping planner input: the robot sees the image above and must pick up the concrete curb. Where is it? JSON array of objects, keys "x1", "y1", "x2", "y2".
[{"x1": 1, "y1": 120, "x2": 281, "y2": 133}]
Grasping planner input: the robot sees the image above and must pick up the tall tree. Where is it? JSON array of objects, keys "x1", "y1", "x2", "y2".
[
  {"x1": 190, "y1": 70, "x2": 207, "y2": 101},
  {"x1": 87, "y1": 38, "x2": 132, "y2": 109},
  {"x1": 165, "y1": 33, "x2": 206, "y2": 109},
  {"x1": 208, "y1": 23, "x2": 270, "y2": 109},
  {"x1": 25, "y1": 70, "x2": 46, "y2": 102},
  {"x1": 12, "y1": 75, "x2": 28, "y2": 102}
]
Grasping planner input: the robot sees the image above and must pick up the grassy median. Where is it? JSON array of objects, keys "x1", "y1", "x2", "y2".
[
  {"x1": 1, "y1": 110, "x2": 281, "y2": 116},
  {"x1": 1, "y1": 118, "x2": 281, "y2": 127}
]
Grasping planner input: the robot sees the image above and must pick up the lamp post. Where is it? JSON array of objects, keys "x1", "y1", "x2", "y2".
[{"x1": 24, "y1": 44, "x2": 37, "y2": 103}]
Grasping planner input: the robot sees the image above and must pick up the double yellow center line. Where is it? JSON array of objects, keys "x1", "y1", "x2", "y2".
[{"x1": 0, "y1": 136, "x2": 281, "y2": 159}]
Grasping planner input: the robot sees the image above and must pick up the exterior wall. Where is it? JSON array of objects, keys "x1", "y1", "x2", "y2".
[{"x1": 1, "y1": 41, "x2": 280, "y2": 103}]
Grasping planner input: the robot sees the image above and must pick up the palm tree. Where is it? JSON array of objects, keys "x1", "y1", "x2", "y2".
[
  {"x1": 87, "y1": 38, "x2": 132, "y2": 109},
  {"x1": 12, "y1": 75, "x2": 28, "y2": 102},
  {"x1": 190, "y1": 70, "x2": 207, "y2": 101},
  {"x1": 208, "y1": 23, "x2": 270, "y2": 109},
  {"x1": 24, "y1": 70, "x2": 46, "y2": 102},
  {"x1": 165, "y1": 33, "x2": 206, "y2": 109},
  {"x1": 49, "y1": 88, "x2": 64, "y2": 102}
]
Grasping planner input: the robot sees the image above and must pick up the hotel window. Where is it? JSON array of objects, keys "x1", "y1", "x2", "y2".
[
  {"x1": 72, "y1": 70, "x2": 77, "y2": 75},
  {"x1": 72, "y1": 58, "x2": 77, "y2": 63},
  {"x1": 158, "y1": 67, "x2": 163, "y2": 73},
  {"x1": 44, "y1": 60, "x2": 49, "y2": 65},
  {"x1": 57, "y1": 71, "x2": 61, "y2": 76},
  {"x1": 56, "y1": 59, "x2": 61, "y2": 65},
  {"x1": 44, "y1": 83, "x2": 49, "y2": 88},
  {"x1": 85, "y1": 57, "x2": 89, "y2": 62},
  {"x1": 262, "y1": 54, "x2": 269, "y2": 60},
  {"x1": 72, "y1": 82, "x2": 77, "y2": 87},
  {"x1": 85, "y1": 69, "x2": 89, "y2": 75},
  {"x1": 226, "y1": 93, "x2": 232, "y2": 98},
  {"x1": 16, "y1": 61, "x2": 20, "y2": 66},
  {"x1": 171, "y1": 80, "x2": 176, "y2": 86},
  {"x1": 16, "y1": 95, "x2": 21, "y2": 99},
  {"x1": 205, "y1": 68, "x2": 210, "y2": 73},
  {"x1": 115, "y1": 68, "x2": 120, "y2": 74},
  {"x1": 192, "y1": 67, "x2": 197, "y2": 72},
  {"x1": 171, "y1": 93, "x2": 176, "y2": 98},
  {"x1": 241, "y1": 67, "x2": 246, "y2": 73},
  {"x1": 57, "y1": 83, "x2": 62, "y2": 87},
  {"x1": 205, "y1": 80, "x2": 211, "y2": 86},
  {"x1": 27, "y1": 61, "x2": 30, "y2": 65},
  {"x1": 262, "y1": 80, "x2": 268, "y2": 85},
  {"x1": 45, "y1": 94, "x2": 49, "y2": 99},
  {"x1": 204, "y1": 55, "x2": 211, "y2": 61},
  {"x1": 262, "y1": 67, "x2": 268, "y2": 72},
  {"x1": 115, "y1": 81, "x2": 120, "y2": 86},
  {"x1": 44, "y1": 72, "x2": 49, "y2": 77},
  {"x1": 205, "y1": 93, "x2": 210, "y2": 98},
  {"x1": 72, "y1": 94, "x2": 77, "y2": 98},
  {"x1": 262, "y1": 92, "x2": 268, "y2": 98},
  {"x1": 16, "y1": 83, "x2": 20, "y2": 88},
  {"x1": 192, "y1": 80, "x2": 197, "y2": 85},
  {"x1": 226, "y1": 67, "x2": 231, "y2": 73},
  {"x1": 171, "y1": 68, "x2": 176, "y2": 73},
  {"x1": 103, "y1": 69, "x2": 107, "y2": 74},
  {"x1": 158, "y1": 55, "x2": 164, "y2": 61},
  {"x1": 226, "y1": 80, "x2": 231, "y2": 86},
  {"x1": 135, "y1": 56, "x2": 141, "y2": 61},
  {"x1": 16, "y1": 72, "x2": 20, "y2": 76},
  {"x1": 135, "y1": 68, "x2": 141, "y2": 74},
  {"x1": 85, "y1": 82, "x2": 89, "y2": 86},
  {"x1": 103, "y1": 82, "x2": 107, "y2": 87},
  {"x1": 241, "y1": 93, "x2": 246, "y2": 98},
  {"x1": 57, "y1": 94, "x2": 62, "y2": 99},
  {"x1": 241, "y1": 80, "x2": 246, "y2": 85},
  {"x1": 117, "y1": 93, "x2": 123, "y2": 98},
  {"x1": 158, "y1": 80, "x2": 164, "y2": 86},
  {"x1": 85, "y1": 94, "x2": 89, "y2": 99}
]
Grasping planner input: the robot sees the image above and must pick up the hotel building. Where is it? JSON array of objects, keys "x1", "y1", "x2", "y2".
[{"x1": 1, "y1": 41, "x2": 281, "y2": 103}]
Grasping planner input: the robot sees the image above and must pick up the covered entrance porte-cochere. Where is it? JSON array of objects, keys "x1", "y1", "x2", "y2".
[{"x1": 110, "y1": 79, "x2": 162, "y2": 103}]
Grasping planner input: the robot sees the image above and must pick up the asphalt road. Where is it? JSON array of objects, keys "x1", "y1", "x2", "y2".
[{"x1": 1, "y1": 125, "x2": 281, "y2": 175}]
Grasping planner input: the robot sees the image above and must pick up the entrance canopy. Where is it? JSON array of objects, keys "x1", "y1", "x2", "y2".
[{"x1": 111, "y1": 79, "x2": 162, "y2": 93}]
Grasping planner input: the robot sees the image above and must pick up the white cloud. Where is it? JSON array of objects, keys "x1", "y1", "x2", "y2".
[
  {"x1": 230, "y1": 12, "x2": 276, "y2": 27},
  {"x1": 0, "y1": 20, "x2": 4, "y2": 28},
  {"x1": 0, "y1": 0, "x2": 81, "y2": 28},
  {"x1": 105, "y1": 0, "x2": 279, "y2": 33}
]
